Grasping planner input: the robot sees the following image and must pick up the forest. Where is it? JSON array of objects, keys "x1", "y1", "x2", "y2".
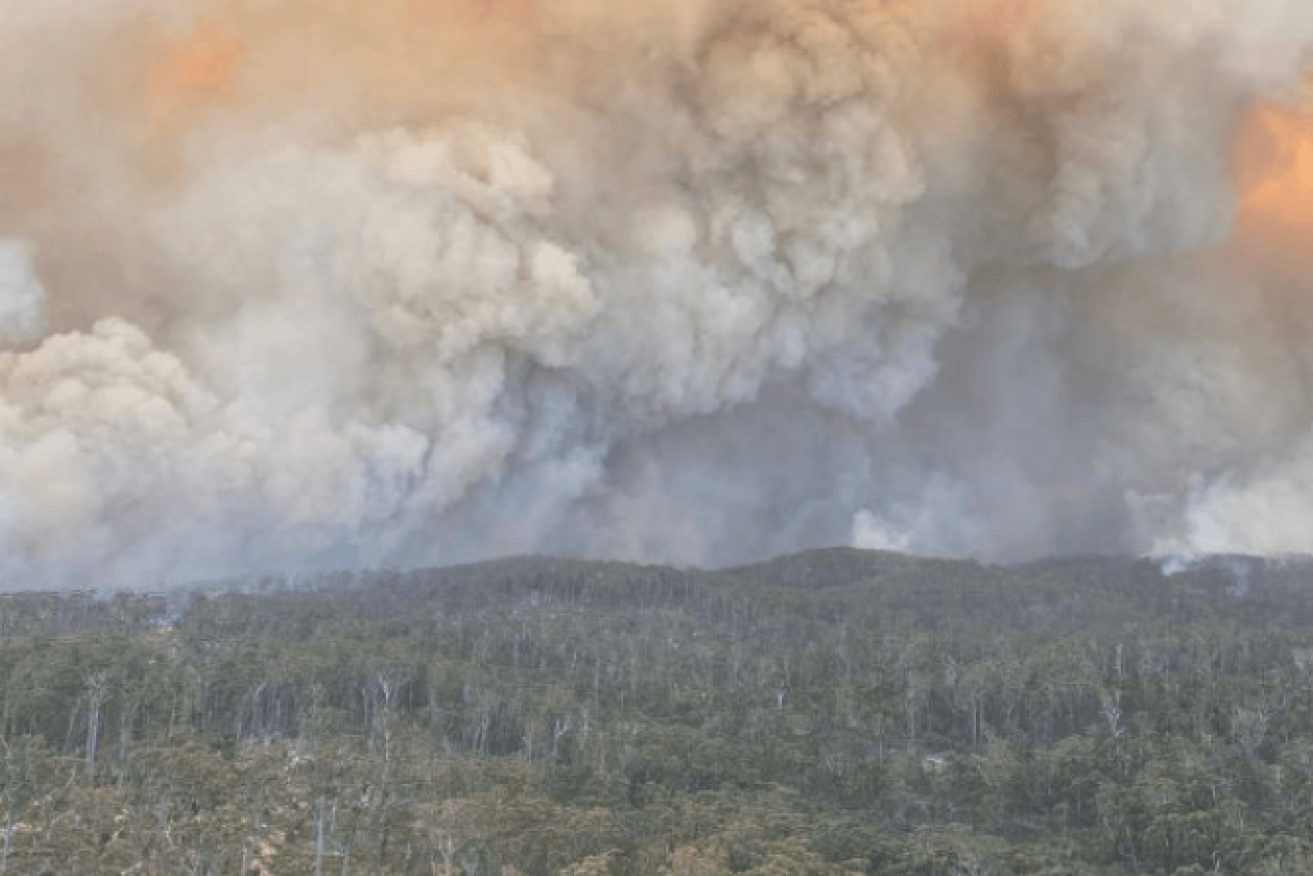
[{"x1": 3, "y1": 548, "x2": 1313, "y2": 875}]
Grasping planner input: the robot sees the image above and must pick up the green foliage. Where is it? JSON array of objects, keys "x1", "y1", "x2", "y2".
[{"x1": 2, "y1": 550, "x2": 1313, "y2": 873}]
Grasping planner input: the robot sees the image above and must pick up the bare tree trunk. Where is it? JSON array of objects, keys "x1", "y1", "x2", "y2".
[
  {"x1": 84, "y1": 671, "x2": 110, "y2": 783},
  {"x1": 552, "y1": 717, "x2": 573, "y2": 758},
  {"x1": 373, "y1": 672, "x2": 396, "y2": 873},
  {"x1": 2, "y1": 803, "x2": 13, "y2": 876},
  {"x1": 315, "y1": 795, "x2": 326, "y2": 876},
  {"x1": 0, "y1": 736, "x2": 12, "y2": 876}
]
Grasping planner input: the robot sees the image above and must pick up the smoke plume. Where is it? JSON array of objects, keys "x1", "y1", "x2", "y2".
[{"x1": 3, "y1": 0, "x2": 1313, "y2": 584}]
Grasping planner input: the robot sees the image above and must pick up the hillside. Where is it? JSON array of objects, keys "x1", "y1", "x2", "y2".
[{"x1": 3, "y1": 549, "x2": 1313, "y2": 874}]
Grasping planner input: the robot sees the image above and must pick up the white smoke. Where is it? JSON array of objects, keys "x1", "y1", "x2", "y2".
[
  {"x1": 0, "y1": 242, "x2": 45, "y2": 349},
  {"x1": 2, "y1": 0, "x2": 1313, "y2": 585}
]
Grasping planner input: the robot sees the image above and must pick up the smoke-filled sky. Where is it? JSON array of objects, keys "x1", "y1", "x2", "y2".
[{"x1": 2, "y1": 0, "x2": 1313, "y2": 585}]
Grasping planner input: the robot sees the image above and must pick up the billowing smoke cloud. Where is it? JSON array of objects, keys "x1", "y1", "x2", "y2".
[{"x1": 3, "y1": 0, "x2": 1313, "y2": 584}]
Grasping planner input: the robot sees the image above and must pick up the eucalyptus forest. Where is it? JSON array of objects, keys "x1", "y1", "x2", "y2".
[{"x1": 4, "y1": 548, "x2": 1313, "y2": 875}]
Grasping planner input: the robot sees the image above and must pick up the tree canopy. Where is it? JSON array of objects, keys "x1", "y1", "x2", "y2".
[{"x1": 3, "y1": 549, "x2": 1313, "y2": 874}]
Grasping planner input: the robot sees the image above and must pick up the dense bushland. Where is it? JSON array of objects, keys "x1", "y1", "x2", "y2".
[{"x1": 3, "y1": 549, "x2": 1313, "y2": 874}]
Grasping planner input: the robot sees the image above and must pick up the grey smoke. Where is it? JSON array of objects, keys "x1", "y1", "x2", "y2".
[{"x1": 2, "y1": 0, "x2": 1313, "y2": 585}]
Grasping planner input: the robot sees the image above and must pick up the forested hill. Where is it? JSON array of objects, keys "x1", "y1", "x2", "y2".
[
  {"x1": 5, "y1": 549, "x2": 1313, "y2": 874},
  {"x1": 4, "y1": 547, "x2": 1309, "y2": 638}
]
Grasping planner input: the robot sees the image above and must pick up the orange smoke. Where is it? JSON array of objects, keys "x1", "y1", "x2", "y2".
[
  {"x1": 148, "y1": 24, "x2": 244, "y2": 123},
  {"x1": 133, "y1": 0, "x2": 549, "y2": 141},
  {"x1": 1235, "y1": 103, "x2": 1313, "y2": 239}
]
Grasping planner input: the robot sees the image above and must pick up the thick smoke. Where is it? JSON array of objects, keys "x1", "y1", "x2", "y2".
[{"x1": 2, "y1": 0, "x2": 1313, "y2": 584}]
